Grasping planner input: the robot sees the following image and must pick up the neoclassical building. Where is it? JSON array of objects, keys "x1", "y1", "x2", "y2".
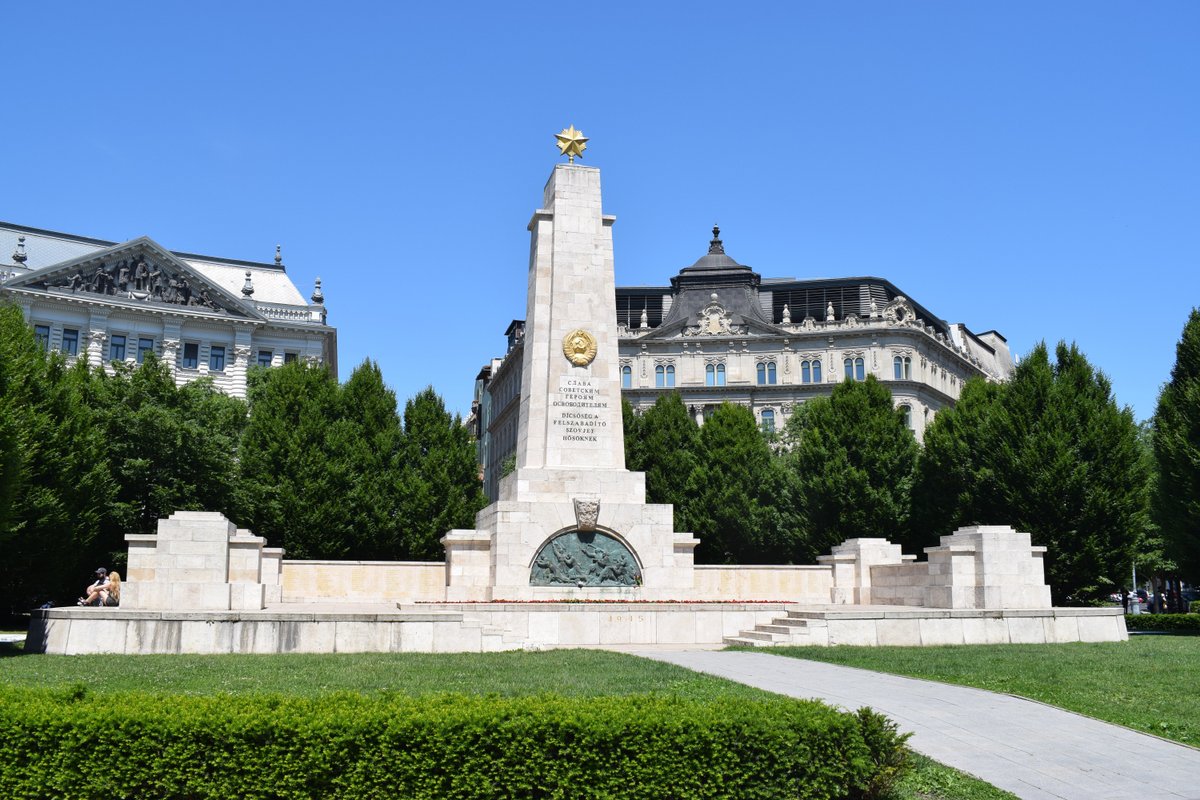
[
  {"x1": 473, "y1": 228, "x2": 1013, "y2": 500},
  {"x1": 0, "y1": 222, "x2": 336, "y2": 397}
]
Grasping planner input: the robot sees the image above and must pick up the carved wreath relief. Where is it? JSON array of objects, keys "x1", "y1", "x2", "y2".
[
  {"x1": 562, "y1": 329, "x2": 598, "y2": 366},
  {"x1": 530, "y1": 531, "x2": 641, "y2": 587}
]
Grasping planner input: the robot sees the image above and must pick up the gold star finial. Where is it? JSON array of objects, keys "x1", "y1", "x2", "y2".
[{"x1": 555, "y1": 125, "x2": 588, "y2": 163}]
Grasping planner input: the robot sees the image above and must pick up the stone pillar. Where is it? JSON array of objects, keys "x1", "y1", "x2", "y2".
[
  {"x1": 230, "y1": 332, "x2": 253, "y2": 399},
  {"x1": 441, "y1": 529, "x2": 493, "y2": 601},
  {"x1": 86, "y1": 309, "x2": 109, "y2": 368},
  {"x1": 515, "y1": 165, "x2": 626, "y2": 476},
  {"x1": 818, "y1": 538, "x2": 911, "y2": 604}
]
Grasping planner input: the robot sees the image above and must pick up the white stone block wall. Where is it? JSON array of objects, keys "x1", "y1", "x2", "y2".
[{"x1": 122, "y1": 511, "x2": 277, "y2": 611}]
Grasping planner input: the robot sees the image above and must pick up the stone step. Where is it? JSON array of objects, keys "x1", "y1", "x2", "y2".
[
  {"x1": 767, "y1": 617, "x2": 810, "y2": 628},
  {"x1": 739, "y1": 629, "x2": 789, "y2": 642},
  {"x1": 758, "y1": 624, "x2": 801, "y2": 635},
  {"x1": 722, "y1": 636, "x2": 775, "y2": 647}
]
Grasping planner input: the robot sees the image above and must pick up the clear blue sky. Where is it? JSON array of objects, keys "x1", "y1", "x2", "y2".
[{"x1": 5, "y1": 2, "x2": 1197, "y2": 422}]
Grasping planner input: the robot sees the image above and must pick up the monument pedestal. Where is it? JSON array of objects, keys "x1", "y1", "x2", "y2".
[{"x1": 442, "y1": 163, "x2": 697, "y2": 601}]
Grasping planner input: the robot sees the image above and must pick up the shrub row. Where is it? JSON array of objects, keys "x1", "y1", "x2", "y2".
[
  {"x1": 1190, "y1": 600, "x2": 1200, "y2": 615},
  {"x1": 1125, "y1": 613, "x2": 1200, "y2": 634},
  {"x1": 0, "y1": 687, "x2": 904, "y2": 799}
]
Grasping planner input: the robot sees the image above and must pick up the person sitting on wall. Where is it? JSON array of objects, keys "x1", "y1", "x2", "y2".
[
  {"x1": 78, "y1": 567, "x2": 110, "y2": 606},
  {"x1": 100, "y1": 572, "x2": 121, "y2": 607}
]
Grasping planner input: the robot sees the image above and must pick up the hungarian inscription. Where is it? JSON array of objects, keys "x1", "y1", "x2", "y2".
[{"x1": 550, "y1": 376, "x2": 609, "y2": 444}]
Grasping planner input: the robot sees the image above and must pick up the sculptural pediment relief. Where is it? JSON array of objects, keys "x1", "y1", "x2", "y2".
[{"x1": 5, "y1": 237, "x2": 261, "y2": 320}]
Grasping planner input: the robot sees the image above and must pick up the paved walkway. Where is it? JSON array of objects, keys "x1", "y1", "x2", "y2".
[{"x1": 635, "y1": 650, "x2": 1200, "y2": 800}]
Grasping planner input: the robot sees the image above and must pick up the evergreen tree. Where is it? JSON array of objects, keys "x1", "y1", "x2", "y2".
[
  {"x1": 912, "y1": 342, "x2": 1148, "y2": 603},
  {"x1": 1153, "y1": 309, "x2": 1200, "y2": 578},
  {"x1": 622, "y1": 398, "x2": 642, "y2": 471},
  {"x1": 633, "y1": 393, "x2": 700, "y2": 511},
  {"x1": 0, "y1": 305, "x2": 115, "y2": 610},
  {"x1": 336, "y1": 360, "x2": 405, "y2": 559},
  {"x1": 396, "y1": 387, "x2": 488, "y2": 560},
  {"x1": 907, "y1": 377, "x2": 1005, "y2": 553},
  {"x1": 236, "y1": 361, "x2": 345, "y2": 558},
  {"x1": 684, "y1": 403, "x2": 792, "y2": 563},
  {"x1": 784, "y1": 376, "x2": 919, "y2": 560}
]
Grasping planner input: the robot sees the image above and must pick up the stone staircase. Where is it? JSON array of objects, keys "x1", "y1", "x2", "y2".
[{"x1": 723, "y1": 609, "x2": 830, "y2": 647}]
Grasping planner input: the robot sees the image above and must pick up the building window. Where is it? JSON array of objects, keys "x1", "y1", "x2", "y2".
[
  {"x1": 34, "y1": 325, "x2": 50, "y2": 351},
  {"x1": 756, "y1": 361, "x2": 777, "y2": 385},
  {"x1": 257, "y1": 350, "x2": 273, "y2": 367},
  {"x1": 761, "y1": 408, "x2": 776, "y2": 435},
  {"x1": 109, "y1": 334, "x2": 126, "y2": 362},
  {"x1": 665, "y1": 364, "x2": 675, "y2": 387},
  {"x1": 893, "y1": 355, "x2": 911, "y2": 380},
  {"x1": 137, "y1": 338, "x2": 154, "y2": 363},
  {"x1": 801, "y1": 359, "x2": 822, "y2": 384},
  {"x1": 655, "y1": 364, "x2": 666, "y2": 388},
  {"x1": 209, "y1": 345, "x2": 226, "y2": 372},
  {"x1": 843, "y1": 356, "x2": 864, "y2": 381},
  {"x1": 899, "y1": 404, "x2": 913, "y2": 430},
  {"x1": 61, "y1": 328, "x2": 79, "y2": 356},
  {"x1": 284, "y1": 352, "x2": 298, "y2": 364},
  {"x1": 621, "y1": 365, "x2": 632, "y2": 388},
  {"x1": 706, "y1": 363, "x2": 727, "y2": 387},
  {"x1": 181, "y1": 343, "x2": 199, "y2": 369}
]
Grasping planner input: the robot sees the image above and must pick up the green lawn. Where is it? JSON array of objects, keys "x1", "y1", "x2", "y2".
[
  {"x1": 0, "y1": 646, "x2": 1014, "y2": 800},
  {"x1": 766, "y1": 635, "x2": 1200, "y2": 746}
]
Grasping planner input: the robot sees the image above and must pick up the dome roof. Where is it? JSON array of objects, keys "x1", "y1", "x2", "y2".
[{"x1": 679, "y1": 226, "x2": 751, "y2": 274}]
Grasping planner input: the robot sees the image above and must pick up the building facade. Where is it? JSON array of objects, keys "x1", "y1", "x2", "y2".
[
  {"x1": 0, "y1": 222, "x2": 336, "y2": 397},
  {"x1": 473, "y1": 227, "x2": 1013, "y2": 500}
]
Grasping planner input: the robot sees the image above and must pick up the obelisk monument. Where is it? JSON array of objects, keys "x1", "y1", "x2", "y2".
[{"x1": 442, "y1": 130, "x2": 696, "y2": 600}]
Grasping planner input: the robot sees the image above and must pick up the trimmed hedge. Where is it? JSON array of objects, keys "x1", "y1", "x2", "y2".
[
  {"x1": 0, "y1": 687, "x2": 892, "y2": 799},
  {"x1": 1125, "y1": 613, "x2": 1200, "y2": 634}
]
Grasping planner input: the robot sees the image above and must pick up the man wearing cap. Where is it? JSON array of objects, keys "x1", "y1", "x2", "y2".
[{"x1": 78, "y1": 568, "x2": 109, "y2": 606}]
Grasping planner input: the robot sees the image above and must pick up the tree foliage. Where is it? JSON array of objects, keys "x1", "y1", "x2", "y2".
[
  {"x1": 682, "y1": 403, "x2": 795, "y2": 564},
  {"x1": 911, "y1": 342, "x2": 1148, "y2": 603},
  {"x1": 783, "y1": 376, "x2": 919, "y2": 561},
  {"x1": 0, "y1": 305, "x2": 115, "y2": 611},
  {"x1": 396, "y1": 387, "x2": 489, "y2": 560},
  {"x1": 629, "y1": 393, "x2": 700, "y2": 512},
  {"x1": 1153, "y1": 308, "x2": 1200, "y2": 578}
]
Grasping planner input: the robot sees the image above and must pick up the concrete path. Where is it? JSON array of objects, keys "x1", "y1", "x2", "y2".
[{"x1": 635, "y1": 650, "x2": 1200, "y2": 800}]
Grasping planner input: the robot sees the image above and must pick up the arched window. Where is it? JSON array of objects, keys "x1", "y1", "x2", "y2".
[
  {"x1": 716, "y1": 363, "x2": 726, "y2": 386},
  {"x1": 812, "y1": 359, "x2": 822, "y2": 383},
  {"x1": 899, "y1": 404, "x2": 912, "y2": 430},
  {"x1": 844, "y1": 357, "x2": 864, "y2": 381},
  {"x1": 801, "y1": 360, "x2": 810, "y2": 384},
  {"x1": 844, "y1": 358, "x2": 854, "y2": 380},
  {"x1": 756, "y1": 361, "x2": 777, "y2": 386},
  {"x1": 894, "y1": 355, "x2": 912, "y2": 380},
  {"x1": 655, "y1": 364, "x2": 666, "y2": 387},
  {"x1": 621, "y1": 365, "x2": 632, "y2": 389},
  {"x1": 665, "y1": 364, "x2": 675, "y2": 387},
  {"x1": 705, "y1": 363, "x2": 715, "y2": 386},
  {"x1": 803, "y1": 359, "x2": 821, "y2": 384},
  {"x1": 761, "y1": 408, "x2": 775, "y2": 434}
]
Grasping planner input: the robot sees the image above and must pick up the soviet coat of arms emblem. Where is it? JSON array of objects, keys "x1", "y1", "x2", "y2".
[{"x1": 562, "y1": 329, "x2": 598, "y2": 366}]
